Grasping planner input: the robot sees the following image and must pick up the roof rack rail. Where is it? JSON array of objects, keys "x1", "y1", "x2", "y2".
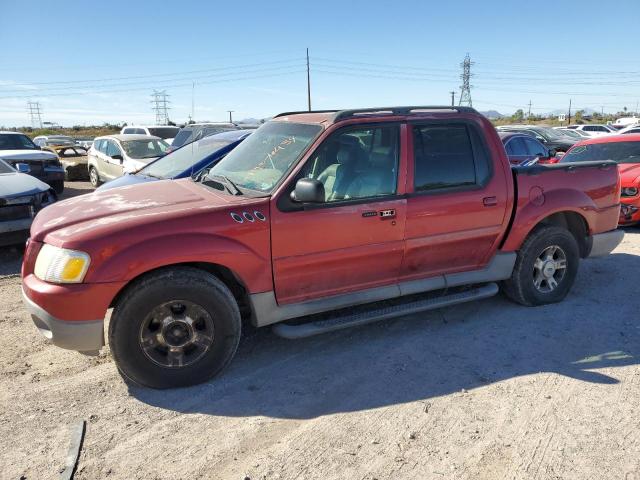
[
  {"x1": 273, "y1": 109, "x2": 339, "y2": 118},
  {"x1": 333, "y1": 106, "x2": 477, "y2": 122}
]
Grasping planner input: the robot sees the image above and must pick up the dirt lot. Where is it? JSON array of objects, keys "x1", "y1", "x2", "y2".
[{"x1": 1, "y1": 182, "x2": 639, "y2": 479}]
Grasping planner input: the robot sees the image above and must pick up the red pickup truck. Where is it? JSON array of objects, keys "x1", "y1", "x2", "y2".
[{"x1": 21, "y1": 107, "x2": 623, "y2": 389}]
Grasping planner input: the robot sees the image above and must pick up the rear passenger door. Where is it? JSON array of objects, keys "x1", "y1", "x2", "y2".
[{"x1": 400, "y1": 122, "x2": 510, "y2": 282}]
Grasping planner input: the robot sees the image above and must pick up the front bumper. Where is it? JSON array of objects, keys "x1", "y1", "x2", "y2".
[
  {"x1": 619, "y1": 199, "x2": 640, "y2": 225},
  {"x1": 22, "y1": 287, "x2": 104, "y2": 352},
  {"x1": 588, "y1": 229, "x2": 625, "y2": 258}
]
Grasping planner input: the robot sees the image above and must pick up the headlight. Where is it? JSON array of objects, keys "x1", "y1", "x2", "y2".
[
  {"x1": 34, "y1": 244, "x2": 91, "y2": 283},
  {"x1": 622, "y1": 187, "x2": 639, "y2": 197}
]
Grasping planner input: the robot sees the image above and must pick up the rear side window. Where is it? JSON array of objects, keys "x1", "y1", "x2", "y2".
[{"x1": 413, "y1": 123, "x2": 491, "y2": 192}]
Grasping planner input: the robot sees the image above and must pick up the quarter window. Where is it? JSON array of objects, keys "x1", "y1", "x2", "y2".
[{"x1": 413, "y1": 123, "x2": 490, "y2": 192}]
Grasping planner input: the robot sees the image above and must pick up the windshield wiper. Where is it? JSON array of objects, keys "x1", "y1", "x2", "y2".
[{"x1": 209, "y1": 174, "x2": 243, "y2": 195}]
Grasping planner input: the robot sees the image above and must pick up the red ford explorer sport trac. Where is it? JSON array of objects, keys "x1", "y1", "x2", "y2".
[{"x1": 22, "y1": 106, "x2": 624, "y2": 389}]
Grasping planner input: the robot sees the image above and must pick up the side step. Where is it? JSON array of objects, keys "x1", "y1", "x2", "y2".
[{"x1": 272, "y1": 282, "x2": 499, "y2": 339}]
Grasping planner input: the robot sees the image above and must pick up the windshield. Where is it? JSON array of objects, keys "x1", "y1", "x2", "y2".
[
  {"x1": 561, "y1": 141, "x2": 640, "y2": 164},
  {"x1": 140, "y1": 137, "x2": 234, "y2": 179},
  {"x1": 121, "y1": 139, "x2": 169, "y2": 159},
  {"x1": 0, "y1": 133, "x2": 38, "y2": 150},
  {"x1": 147, "y1": 127, "x2": 179, "y2": 139},
  {"x1": 0, "y1": 159, "x2": 14, "y2": 173},
  {"x1": 535, "y1": 128, "x2": 564, "y2": 140},
  {"x1": 206, "y1": 122, "x2": 322, "y2": 193},
  {"x1": 558, "y1": 129, "x2": 582, "y2": 139}
]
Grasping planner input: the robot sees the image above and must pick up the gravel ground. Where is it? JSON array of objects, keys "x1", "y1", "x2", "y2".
[{"x1": 1, "y1": 181, "x2": 639, "y2": 479}]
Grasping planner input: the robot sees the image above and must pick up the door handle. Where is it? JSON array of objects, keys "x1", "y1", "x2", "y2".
[
  {"x1": 483, "y1": 196, "x2": 498, "y2": 207},
  {"x1": 379, "y1": 209, "x2": 396, "y2": 218}
]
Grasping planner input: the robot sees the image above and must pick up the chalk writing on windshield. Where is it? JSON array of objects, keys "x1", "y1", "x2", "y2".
[{"x1": 263, "y1": 136, "x2": 296, "y2": 168}]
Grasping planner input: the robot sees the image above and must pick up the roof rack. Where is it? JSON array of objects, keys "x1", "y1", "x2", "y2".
[
  {"x1": 333, "y1": 106, "x2": 477, "y2": 122},
  {"x1": 273, "y1": 110, "x2": 339, "y2": 118},
  {"x1": 273, "y1": 106, "x2": 478, "y2": 122}
]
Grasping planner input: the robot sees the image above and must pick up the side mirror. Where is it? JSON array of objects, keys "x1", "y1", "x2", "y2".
[
  {"x1": 111, "y1": 154, "x2": 123, "y2": 162},
  {"x1": 290, "y1": 178, "x2": 325, "y2": 203},
  {"x1": 15, "y1": 163, "x2": 30, "y2": 173}
]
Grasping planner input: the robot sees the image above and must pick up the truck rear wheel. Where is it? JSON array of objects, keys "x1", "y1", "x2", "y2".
[
  {"x1": 503, "y1": 226, "x2": 579, "y2": 306},
  {"x1": 109, "y1": 267, "x2": 241, "y2": 389}
]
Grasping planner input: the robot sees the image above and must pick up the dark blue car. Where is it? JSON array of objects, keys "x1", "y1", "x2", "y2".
[{"x1": 96, "y1": 129, "x2": 253, "y2": 191}]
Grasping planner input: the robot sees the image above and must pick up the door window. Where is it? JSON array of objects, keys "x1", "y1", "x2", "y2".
[
  {"x1": 522, "y1": 137, "x2": 546, "y2": 156},
  {"x1": 505, "y1": 137, "x2": 527, "y2": 156},
  {"x1": 301, "y1": 125, "x2": 399, "y2": 201},
  {"x1": 105, "y1": 140, "x2": 121, "y2": 157},
  {"x1": 413, "y1": 123, "x2": 491, "y2": 192}
]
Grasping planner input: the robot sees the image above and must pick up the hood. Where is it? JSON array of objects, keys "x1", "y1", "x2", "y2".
[
  {"x1": 0, "y1": 149, "x2": 58, "y2": 162},
  {"x1": 619, "y1": 163, "x2": 640, "y2": 185},
  {"x1": 95, "y1": 173, "x2": 156, "y2": 192},
  {"x1": 30, "y1": 178, "x2": 263, "y2": 243},
  {"x1": 0, "y1": 171, "x2": 50, "y2": 199}
]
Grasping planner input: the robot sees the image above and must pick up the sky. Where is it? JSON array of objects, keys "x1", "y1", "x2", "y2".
[{"x1": 1, "y1": 0, "x2": 639, "y2": 127}]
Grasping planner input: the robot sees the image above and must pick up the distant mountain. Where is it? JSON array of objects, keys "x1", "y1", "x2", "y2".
[
  {"x1": 236, "y1": 117, "x2": 266, "y2": 124},
  {"x1": 547, "y1": 107, "x2": 599, "y2": 117},
  {"x1": 480, "y1": 110, "x2": 503, "y2": 119}
]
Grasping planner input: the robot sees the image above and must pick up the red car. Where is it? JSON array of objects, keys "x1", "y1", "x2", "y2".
[
  {"x1": 561, "y1": 134, "x2": 640, "y2": 226},
  {"x1": 22, "y1": 106, "x2": 623, "y2": 388}
]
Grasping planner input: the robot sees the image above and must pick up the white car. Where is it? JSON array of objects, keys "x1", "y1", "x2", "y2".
[
  {"x1": 565, "y1": 124, "x2": 616, "y2": 137},
  {"x1": 616, "y1": 124, "x2": 640, "y2": 135},
  {"x1": 120, "y1": 125, "x2": 180, "y2": 145},
  {"x1": 87, "y1": 134, "x2": 169, "y2": 187}
]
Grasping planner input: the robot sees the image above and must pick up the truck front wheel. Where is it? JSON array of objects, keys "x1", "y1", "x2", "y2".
[
  {"x1": 109, "y1": 267, "x2": 241, "y2": 389},
  {"x1": 503, "y1": 226, "x2": 579, "y2": 306}
]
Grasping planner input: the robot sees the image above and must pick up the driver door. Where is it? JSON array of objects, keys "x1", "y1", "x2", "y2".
[
  {"x1": 104, "y1": 140, "x2": 124, "y2": 179},
  {"x1": 270, "y1": 124, "x2": 407, "y2": 305}
]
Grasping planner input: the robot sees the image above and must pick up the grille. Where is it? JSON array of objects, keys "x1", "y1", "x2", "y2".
[{"x1": 0, "y1": 204, "x2": 33, "y2": 221}]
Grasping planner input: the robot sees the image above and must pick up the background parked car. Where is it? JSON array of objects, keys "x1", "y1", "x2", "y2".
[
  {"x1": 170, "y1": 123, "x2": 238, "y2": 150},
  {"x1": 553, "y1": 128, "x2": 590, "y2": 139},
  {"x1": 565, "y1": 124, "x2": 616, "y2": 137},
  {"x1": 120, "y1": 125, "x2": 180, "y2": 145},
  {"x1": 87, "y1": 134, "x2": 169, "y2": 187},
  {"x1": 0, "y1": 158, "x2": 56, "y2": 246},
  {"x1": 43, "y1": 145, "x2": 89, "y2": 180},
  {"x1": 33, "y1": 135, "x2": 75, "y2": 147},
  {"x1": 496, "y1": 125, "x2": 577, "y2": 152},
  {"x1": 0, "y1": 131, "x2": 65, "y2": 193},
  {"x1": 74, "y1": 137, "x2": 94, "y2": 149},
  {"x1": 98, "y1": 129, "x2": 253, "y2": 191},
  {"x1": 499, "y1": 132, "x2": 558, "y2": 165},
  {"x1": 617, "y1": 124, "x2": 640, "y2": 135},
  {"x1": 560, "y1": 133, "x2": 640, "y2": 226}
]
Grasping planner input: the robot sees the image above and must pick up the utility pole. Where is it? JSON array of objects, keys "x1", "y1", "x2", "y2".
[
  {"x1": 27, "y1": 101, "x2": 43, "y2": 129},
  {"x1": 527, "y1": 100, "x2": 532, "y2": 120},
  {"x1": 306, "y1": 48, "x2": 312, "y2": 111},
  {"x1": 150, "y1": 90, "x2": 170, "y2": 125},
  {"x1": 567, "y1": 98, "x2": 572, "y2": 126},
  {"x1": 191, "y1": 81, "x2": 195, "y2": 123},
  {"x1": 450, "y1": 91, "x2": 455, "y2": 107},
  {"x1": 458, "y1": 53, "x2": 473, "y2": 107},
  {"x1": 227, "y1": 110, "x2": 234, "y2": 124}
]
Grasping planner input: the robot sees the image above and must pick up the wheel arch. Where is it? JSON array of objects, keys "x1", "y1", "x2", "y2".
[{"x1": 108, "y1": 261, "x2": 253, "y2": 323}]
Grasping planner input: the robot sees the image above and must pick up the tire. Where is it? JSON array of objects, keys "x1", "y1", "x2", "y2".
[
  {"x1": 51, "y1": 179, "x2": 64, "y2": 195},
  {"x1": 502, "y1": 226, "x2": 579, "y2": 306},
  {"x1": 109, "y1": 267, "x2": 241, "y2": 389},
  {"x1": 89, "y1": 166, "x2": 102, "y2": 187}
]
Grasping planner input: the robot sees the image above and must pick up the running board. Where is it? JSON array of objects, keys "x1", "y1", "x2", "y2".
[{"x1": 271, "y1": 283, "x2": 499, "y2": 339}]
